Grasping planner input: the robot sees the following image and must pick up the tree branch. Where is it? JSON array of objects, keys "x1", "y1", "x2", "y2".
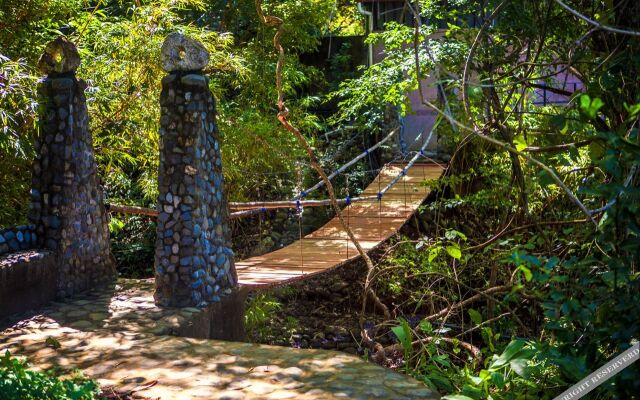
[
  {"x1": 527, "y1": 82, "x2": 574, "y2": 97},
  {"x1": 553, "y1": 0, "x2": 640, "y2": 37},
  {"x1": 424, "y1": 285, "x2": 512, "y2": 321},
  {"x1": 524, "y1": 139, "x2": 596, "y2": 153},
  {"x1": 465, "y1": 219, "x2": 590, "y2": 252}
]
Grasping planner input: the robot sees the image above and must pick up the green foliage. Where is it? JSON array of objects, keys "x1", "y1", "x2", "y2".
[
  {"x1": 391, "y1": 125, "x2": 639, "y2": 397},
  {"x1": 350, "y1": 2, "x2": 640, "y2": 397},
  {"x1": 0, "y1": 0, "x2": 343, "y2": 231},
  {"x1": 328, "y1": 45, "x2": 415, "y2": 131},
  {"x1": 0, "y1": 0, "x2": 360, "y2": 279},
  {"x1": 0, "y1": 351, "x2": 100, "y2": 400},
  {"x1": 0, "y1": 152, "x2": 31, "y2": 228},
  {"x1": 0, "y1": 0, "x2": 83, "y2": 62},
  {"x1": 391, "y1": 318, "x2": 414, "y2": 362},
  {"x1": 1, "y1": 1, "x2": 639, "y2": 399},
  {"x1": 0, "y1": 56, "x2": 39, "y2": 227},
  {"x1": 110, "y1": 216, "x2": 156, "y2": 278},
  {"x1": 327, "y1": 2, "x2": 364, "y2": 36},
  {"x1": 72, "y1": 0, "x2": 246, "y2": 204},
  {"x1": 244, "y1": 293, "x2": 281, "y2": 336},
  {"x1": 0, "y1": 56, "x2": 39, "y2": 157}
]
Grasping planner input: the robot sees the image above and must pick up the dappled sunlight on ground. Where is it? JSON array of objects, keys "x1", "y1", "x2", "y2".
[{"x1": 1, "y1": 279, "x2": 438, "y2": 399}]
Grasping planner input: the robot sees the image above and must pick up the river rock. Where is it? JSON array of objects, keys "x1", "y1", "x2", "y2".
[
  {"x1": 37, "y1": 36, "x2": 81, "y2": 74},
  {"x1": 160, "y1": 32, "x2": 210, "y2": 72}
]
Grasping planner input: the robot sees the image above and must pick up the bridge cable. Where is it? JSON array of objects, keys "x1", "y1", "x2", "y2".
[
  {"x1": 228, "y1": 142, "x2": 439, "y2": 215},
  {"x1": 295, "y1": 128, "x2": 398, "y2": 200},
  {"x1": 230, "y1": 123, "x2": 440, "y2": 213},
  {"x1": 345, "y1": 172, "x2": 350, "y2": 258},
  {"x1": 256, "y1": 0, "x2": 392, "y2": 320}
]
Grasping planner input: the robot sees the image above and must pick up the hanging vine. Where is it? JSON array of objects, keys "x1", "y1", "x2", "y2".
[{"x1": 254, "y1": 0, "x2": 392, "y2": 345}]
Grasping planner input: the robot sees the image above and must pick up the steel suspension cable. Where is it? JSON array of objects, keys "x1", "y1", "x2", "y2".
[{"x1": 296, "y1": 128, "x2": 399, "y2": 199}]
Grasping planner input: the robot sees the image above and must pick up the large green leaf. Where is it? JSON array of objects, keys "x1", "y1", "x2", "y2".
[
  {"x1": 468, "y1": 309, "x2": 483, "y2": 325},
  {"x1": 491, "y1": 340, "x2": 526, "y2": 368},
  {"x1": 446, "y1": 244, "x2": 462, "y2": 260},
  {"x1": 391, "y1": 319, "x2": 413, "y2": 354},
  {"x1": 510, "y1": 358, "x2": 530, "y2": 377},
  {"x1": 579, "y1": 94, "x2": 604, "y2": 119},
  {"x1": 514, "y1": 134, "x2": 528, "y2": 151}
]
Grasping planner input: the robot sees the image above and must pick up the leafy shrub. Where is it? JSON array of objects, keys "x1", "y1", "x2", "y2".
[
  {"x1": 244, "y1": 293, "x2": 281, "y2": 337},
  {"x1": 109, "y1": 216, "x2": 156, "y2": 278},
  {"x1": 0, "y1": 351, "x2": 101, "y2": 400}
]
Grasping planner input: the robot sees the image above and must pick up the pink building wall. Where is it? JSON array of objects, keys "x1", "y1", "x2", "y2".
[{"x1": 372, "y1": 41, "x2": 583, "y2": 153}]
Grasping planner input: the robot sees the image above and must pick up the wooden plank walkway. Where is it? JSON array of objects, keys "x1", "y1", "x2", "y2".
[{"x1": 236, "y1": 163, "x2": 444, "y2": 288}]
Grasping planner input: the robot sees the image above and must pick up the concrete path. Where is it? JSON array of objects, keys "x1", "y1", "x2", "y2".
[{"x1": 1, "y1": 279, "x2": 439, "y2": 399}]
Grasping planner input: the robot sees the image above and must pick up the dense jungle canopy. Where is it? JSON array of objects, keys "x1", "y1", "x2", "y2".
[{"x1": 1, "y1": 0, "x2": 639, "y2": 399}]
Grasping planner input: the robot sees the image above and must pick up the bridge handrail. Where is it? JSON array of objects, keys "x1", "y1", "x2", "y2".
[{"x1": 295, "y1": 128, "x2": 398, "y2": 199}]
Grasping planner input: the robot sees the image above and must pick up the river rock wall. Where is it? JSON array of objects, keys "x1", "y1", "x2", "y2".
[
  {"x1": 1, "y1": 37, "x2": 116, "y2": 319},
  {"x1": 30, "y1": 66, "x2": 116, "y2": 298},
  {"x1": 154, "y1": 33, "x2": 237, "y2": 308}
]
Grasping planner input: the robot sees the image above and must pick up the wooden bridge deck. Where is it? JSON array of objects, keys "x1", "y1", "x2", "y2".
[{"x1": 236, "y1": 163, "x2": 444, "y2": 288}]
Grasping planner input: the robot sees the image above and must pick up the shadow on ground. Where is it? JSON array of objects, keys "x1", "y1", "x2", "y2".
[{"x1": 0, "y1": 279, "x2": 438, "y2": 400}]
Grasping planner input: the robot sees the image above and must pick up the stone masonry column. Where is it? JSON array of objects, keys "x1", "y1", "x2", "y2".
[
  {"x1": 30, "y1": 37, "x2": 116, "y2": 298},
  {"x1": 154, "y1": 33, "x2": 237, "y2": 307}
]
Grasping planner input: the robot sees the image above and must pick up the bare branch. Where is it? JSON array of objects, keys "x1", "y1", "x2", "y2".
[
  {"x1": 414, "y1": 99, "x2": 598, "y2": 225},
  {"x1": 461, "y1": 1, "x2": 509, "y2": 125},
  {"x1": 381, "y1": 335, "x2": 482, "y2": 360},
  {"x1": 524, "y1": 139, "x2": 596, "y2": 153},
  {"x1": 553, "y1": 0, "x2": 640, "y2": 37},
  {"x1": 527, "y1": 82, "x2": 574, "y2": 97},
  {"x1": 465, "y1": 219, "x2": 591, "y2": 252},
  {"x1": 588, "y1": 165, "x2": 638, "y2": 214},
  {"x1": 424, "y1": 285, "x2": 512, "y2": 321},
  {"x1": 456, "y1": 312, "x2": 511, "y2": 338}
]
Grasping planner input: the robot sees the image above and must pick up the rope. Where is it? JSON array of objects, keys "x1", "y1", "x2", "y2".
[
  {"x1": 231, "y1": 116, "x2": 429, "y2": 207},
  {"x1": 296, "y1": 164, "x2": 304, "y2": 274},
  {"x1": 245, "y1": 118, "x2": 429, "y2": 193},
  {"x1": 345, "y1": 172, "x2": 350, "y2": 258},
  {"x1": 107, "y1": 143, "x2": 441, "y2": 220},
  {"x1": 224, "y1": 126, "x2": 402, "y2": 211},
  {"x1": 108, "y1": 148, "x2": 439, "y2": 222},
  {"x1": 229, "y1": 142, "x2": 435, "y2": 211}
]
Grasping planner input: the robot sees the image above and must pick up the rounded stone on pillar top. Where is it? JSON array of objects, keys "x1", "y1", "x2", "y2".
[
  {"x1": 160, "y1": 33, "x2": 210, "y2": 73},
  {"x1": 37, "y1": 36, "x2": 81, "y2": 75}
]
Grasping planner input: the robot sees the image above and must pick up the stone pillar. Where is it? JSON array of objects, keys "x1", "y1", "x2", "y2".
[
  {"x1": 29, "y1": 37, "x2": 116, "y2": 298},
  {"x1": 154, "y1": 33, "x2": 237, "y2": 307}
]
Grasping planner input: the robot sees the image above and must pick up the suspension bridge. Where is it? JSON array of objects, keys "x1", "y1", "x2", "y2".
[{"x1": 236, "y1": 162, "x2": 444, "y2": 287}]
